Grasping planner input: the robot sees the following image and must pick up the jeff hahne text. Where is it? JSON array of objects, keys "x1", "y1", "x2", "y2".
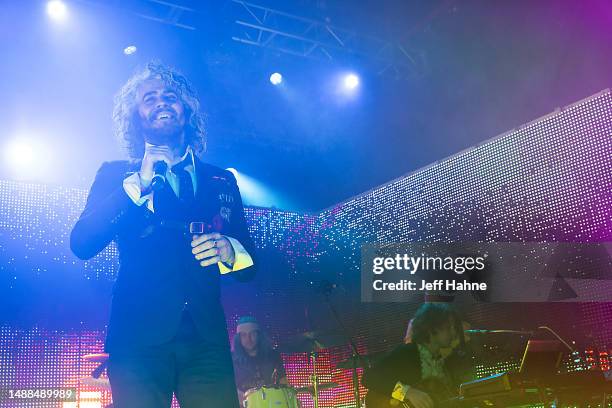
[{"x1": 371, "y1": 254, "x2": 488, "y2": 292}]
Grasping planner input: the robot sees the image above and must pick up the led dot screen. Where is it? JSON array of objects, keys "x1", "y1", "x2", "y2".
[{"x1": 1, "y1": 90, "x2": 611, "y2": 406}]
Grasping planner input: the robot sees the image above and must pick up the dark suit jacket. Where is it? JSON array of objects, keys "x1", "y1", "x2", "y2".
[
  {"x1": 70, "y1": 157, "x2": 256, "y2": 352},
  {"x1": 363, "y1": 343, "x2": 470, "y2": 400},
  {"x1": 362, "y1": 343, "x2": 424, "y2": 396}
]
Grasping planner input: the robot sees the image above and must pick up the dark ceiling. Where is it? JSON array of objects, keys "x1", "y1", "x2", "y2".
[{"x1": 1, "y1": 0, "x2": 610, "y2": 211}]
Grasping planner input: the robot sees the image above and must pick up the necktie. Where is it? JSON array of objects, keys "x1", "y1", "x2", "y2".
[
  {"x1": 172, "y1": 163, "x2": 195, "y2": 205},
  {"x1": 178, "y1": 169, "x2": 194, "y2": 205}
]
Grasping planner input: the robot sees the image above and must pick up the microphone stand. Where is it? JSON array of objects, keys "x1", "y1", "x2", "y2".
[{"x1": 321, "y1": 288, "x2": 363, "y2": 408}]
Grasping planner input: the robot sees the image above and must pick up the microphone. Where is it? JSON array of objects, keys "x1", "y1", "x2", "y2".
[{"x1": 151, "y1": 161, "x2": 168, "y2": 191}]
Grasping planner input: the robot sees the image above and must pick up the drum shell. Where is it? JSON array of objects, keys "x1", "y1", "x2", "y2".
[{"x1": 243, "y1": 386, "x2": 300, "y2": 408}]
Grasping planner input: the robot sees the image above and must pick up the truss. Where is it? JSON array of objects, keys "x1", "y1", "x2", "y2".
[
  {"x1": 231, "y1": 0, "x2": 427, "y2": 80},
  {"x1": 78, "y1": 0, "x2": 199, "y2": 31},
  {"x1": 78, "y1": 0, "x2": 427, "y2": 79}
]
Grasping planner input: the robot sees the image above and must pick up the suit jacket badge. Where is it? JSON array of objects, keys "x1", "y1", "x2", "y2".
[
  {"x1": 218, "y1": 193, "x2": 234, "y2": 204},
  {"x1": 220, "y1": 206, "x2": 231, "y2": 222}
]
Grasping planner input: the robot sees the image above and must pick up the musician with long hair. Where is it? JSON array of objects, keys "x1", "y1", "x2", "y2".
[
  {"x1": 71, "y1": 62, "x2": 256, "y2": 407},
  {"x1": 231, "y1": 316, "x2": 287, "y2": 401},
  {"x1": 363, "y1": 303, "x2": 466, "y2": 408}
]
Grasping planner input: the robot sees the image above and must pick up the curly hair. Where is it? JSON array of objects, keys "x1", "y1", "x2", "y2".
[
  {"x1": 112, "y1": 61, "x2": 206, "y2": 159},
  {"x1": 411, "y1": 303, "x2": 462, "y2": 346}
]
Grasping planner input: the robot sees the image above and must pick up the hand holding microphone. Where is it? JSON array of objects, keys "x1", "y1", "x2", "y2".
[{"x1": 139, "y1": 144, "x2": 174, "y2": 192}]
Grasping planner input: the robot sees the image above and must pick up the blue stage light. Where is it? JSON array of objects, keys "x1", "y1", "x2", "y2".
[
  {"x1": 270, "y1": 73, "x2": 283, "y2": 85},
  {"x1": 47, "y1": 1, "x2": 68, "y2": 21},
  {"x1": 123, "y1": 45, "x2": 137, "y2": 55},
  {"x1": 343, "y1": 73, "x2": 359, "y2": 90},
  {"x1": 5, "y1": 140, "x2": 36, "y2": 169}
]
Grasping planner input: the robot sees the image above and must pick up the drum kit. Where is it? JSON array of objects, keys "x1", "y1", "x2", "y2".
[
  {"x1": 242, "y1": 330, "x2": 380, "y2": 408},
  {"x1": 243, "y1": 386, "x2": 302, "y2": 408},
  {"x1": 242, "y1": 382, "x2": 342, "y2": 408},
  {"x1": 78, "y1": 332, "x2": 375, "y2": 408},
  {"x1": 242, "y1": 281, "x2": 375, "y2": 408}
]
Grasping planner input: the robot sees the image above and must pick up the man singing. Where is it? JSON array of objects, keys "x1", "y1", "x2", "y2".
[{"x1": 70, "y1": 62, "x2": 256, "y2": 407}]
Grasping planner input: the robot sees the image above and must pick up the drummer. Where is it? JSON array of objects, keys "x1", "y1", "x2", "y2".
[{"x1": 232, "y1": 316, "x2": 288, "y2": 400}]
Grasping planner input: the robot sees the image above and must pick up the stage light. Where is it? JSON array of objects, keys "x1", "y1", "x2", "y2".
[
  {"x1": 5, "y1": 140, "x2": 36, "y2": 168},
  {"x1": 3, "y1": 137, "x2": 56, "y2": 182},
  {"x1": 270, "y1": 72, "x2": 283, "y2": 85},
  {"x1": 47, "y1": 0, "x2": 68, "y2": 21},
  {"x1": 343, "y1": 73, "x2": 359, "y2": 90},
  {"x1": 123, "y1": 45, "x2": 137, "y2": 55},
  {"x1": 225, "y1": 168, "x2": 288, "y2": 208}
]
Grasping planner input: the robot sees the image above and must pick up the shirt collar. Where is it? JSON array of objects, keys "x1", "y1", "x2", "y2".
[{"x1": 178, "y1": 146, "x2": 195, "y2": 171}]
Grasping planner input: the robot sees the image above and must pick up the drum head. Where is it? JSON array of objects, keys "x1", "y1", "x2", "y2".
[{"x1": 243, "y1": 386, "x2": 299, "y2": 408}]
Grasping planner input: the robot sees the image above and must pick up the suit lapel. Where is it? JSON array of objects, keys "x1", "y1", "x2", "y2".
[{"x1": 193, "y1": 157, "x2": 215, "y2": 220}]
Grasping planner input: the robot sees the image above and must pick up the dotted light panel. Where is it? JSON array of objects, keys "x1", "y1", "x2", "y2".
[{"x1": 0, "y1": 90, "x2": 611, "y2": 407}]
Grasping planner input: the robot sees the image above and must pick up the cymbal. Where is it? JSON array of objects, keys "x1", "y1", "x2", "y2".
[
  {"x1": 294, "y1": 382, "x2": 339, "y2": 394},
  {"x1": 278, "y1": 332, "x2": 346, "y2": 353},
  {"x1": 82, "y1": 353, "x2": 109, "y2": 363},
  {"x1": 80, "y1": 377, "x2": 111, "y2": 390},
  {"x1": 335, "y1": 352, "x2": 385, "y2": 369}
]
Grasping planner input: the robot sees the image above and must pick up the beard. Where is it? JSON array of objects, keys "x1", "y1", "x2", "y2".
[{"x1": 140, "y1": 118, "x2": 185, "y2": 148}]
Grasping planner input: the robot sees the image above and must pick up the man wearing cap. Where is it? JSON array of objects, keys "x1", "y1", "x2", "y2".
[{"x1": 232, "y1": 316, "x2": 287, "y2": 401}]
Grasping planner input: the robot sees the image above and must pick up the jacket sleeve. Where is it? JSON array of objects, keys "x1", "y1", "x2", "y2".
[
  {"x1": 224, "y1": 171, "x2": 257, "y2": 282},
  {"x1": 362, "y1": 345, "x2": 419, "y2": 397},
  {"x1": 362, "y1": 347, "x2": 402, "y2": 396},
  {"x1": 70, "y1": 162, "x2": 137, "y2": 260}
]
